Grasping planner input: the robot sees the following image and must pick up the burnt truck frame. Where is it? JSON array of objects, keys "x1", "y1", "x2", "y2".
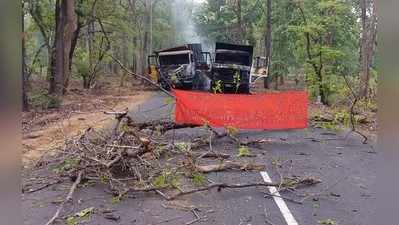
[
  {"x1": 148, "y1": 44, "x2": 211, "y2": 91},
  {"x1": 210, "y1": 42, "x2": 254, "y2": 94}
]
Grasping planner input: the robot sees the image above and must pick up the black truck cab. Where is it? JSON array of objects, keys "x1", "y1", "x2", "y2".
[{"x1": 210, "y1": 42, "x2": 253, "y2": 94}]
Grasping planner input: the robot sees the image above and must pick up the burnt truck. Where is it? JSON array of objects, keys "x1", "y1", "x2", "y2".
[
  {"x1": 210, "y1": 42, "x2": 254, "y2": 94},
  {"x1": 148, "y1": 44, "x2": 211, "y2": 91}
]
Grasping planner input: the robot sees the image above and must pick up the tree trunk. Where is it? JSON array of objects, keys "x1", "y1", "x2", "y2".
[
  {"x1": 264, "y1": 0, "x2": 272, "y2": 89},
  {"x1": 141, "y1": 0, "x2": 151, "y2": 79},
  {"x1": 359, "y1": 0, "x2": 376, "y2": 98},
  {"x1": 317, "y1": 51, "x2": 327, "y2": 105},
  {"x1": 22, "y1": 9, "x2": 29, "y2": 111},
  {"x1": 236, "y1": 0, "x2": 244, "y2": 44},
  {"x1": 69, "y1": 16, "x2": 82, "y2": 73},
  {"x1": 49, "y1": 0, "x2": 78, "y2": 95}
]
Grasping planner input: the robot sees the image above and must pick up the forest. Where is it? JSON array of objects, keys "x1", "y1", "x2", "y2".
[
  {"x1": 21, "y1": 1, "x2": 379, "y2": 224},
  {"x1": 22, "y1": 0, "x2": 377, "y2": 109}
]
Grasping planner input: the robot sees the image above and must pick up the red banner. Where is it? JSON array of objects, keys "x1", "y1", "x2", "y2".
[{"x1": 174, "y1": 90, "x2": 308, "y2": 130}]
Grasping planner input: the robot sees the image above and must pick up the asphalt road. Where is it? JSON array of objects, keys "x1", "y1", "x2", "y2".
[{"x1": 23, "y1": 92, "x2": 377, "y2": 225}]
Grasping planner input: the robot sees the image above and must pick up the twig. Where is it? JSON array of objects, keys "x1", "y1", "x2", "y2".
[
  {"x1": 45, "y1": 171, "x2": 83, "y2": 225},
  {"x1": 195, "y1": 161, "x2": 266, "y2": 173},
  {"x1": 168, "y1": 182, "x2": 279, "y2": 200},
  {"x1": 109, "y1": 54, "x2": 175, "y2": 98},
  {"x1": 196, "y1": 152, "x2": 230, "y2": 159},
  {"x1": 23, "y1": 179, "x2": 62, "y2": 194},
  {"x1": 106, "y1": 144, "x2": 140, "y2": 149},
  {"x1": 299, "y1": 175, "x2": 348, "y2": 203},
  {"x1": 263, "y1": 192, "x2": 303, "y2": 205},
  {"x1": 342, "y1": 74, "x2": 368, "y2": 144},
  {"x1": 186, "y1": 209, "x2": 201, "y2": 225}
]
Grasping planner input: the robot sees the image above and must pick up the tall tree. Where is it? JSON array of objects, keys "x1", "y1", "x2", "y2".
[
  {"x1": 22, "y1": 5, "x2": 29, "y2": 111},
  {"x1": 49, "y1": 0, "x2": 78, "y2": 95},
  {"x1": 234, "y1": 0, "x2": 244, "y2": 44},
  {"x1": 359, "y1": 0, "x2": 377, "y2": 98},
  {"x1": 264, "y1": 0, "x2": 272, "y2": 88},
  {"x1": 141, "y1": 0, "x2": 151, "y2": 76}
]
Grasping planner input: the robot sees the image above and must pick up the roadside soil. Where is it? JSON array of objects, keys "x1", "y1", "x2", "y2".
[{"x1": 22, "y1": 76, "x2": 154, "y2": 166}]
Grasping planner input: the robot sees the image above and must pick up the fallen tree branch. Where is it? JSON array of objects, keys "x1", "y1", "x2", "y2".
[
  {"x1": 342, "y1": 74, "x2": 368, "y2": 144},
  {"x1": 45, "y1": 171, "x2": 83, "y2": 225},
  {"x1": 195, "y1": 161, "x2": 266, "y2": 173},
  {"x1": 167, "y1": 182, "x2": 279, "y2": 200},
  {"x1": 23, "y1": 179, "x2": 62, "y2": 194},
  {"x1": 132, "y1": 120, "x2": 199, "y2": 132},
  {"x1": 186, "y1": 209, "x2": 201, "y2": 225},
  {"x1": 109, "y1": 54, "x2": 175, "y2": 98},
  {"x1": 196, "y1": 152, "x2": 230, "y2": 159}
]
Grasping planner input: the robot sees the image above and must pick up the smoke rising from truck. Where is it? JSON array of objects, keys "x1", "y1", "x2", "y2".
[{"x1": 170, "y1": 0, "x2": 211, "y2": 52}]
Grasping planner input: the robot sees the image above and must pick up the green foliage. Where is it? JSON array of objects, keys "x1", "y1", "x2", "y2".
[
  {"x1": 282, "y1": 177, "x2": 299, "y2": 188},
  {"x1": 24, "y1": 0, "x2": 377, "y2": 109},
  {"x1": 164, "y1": 96, "x2": 175, "y2": 105},
  {"x1": 333, "y1": 110, "x2": 351, "y2": 127},
  {"x1": 195, "y1": 0, "x2": 263, "y2": 44},
  {"x1": 316, "y1": 121, "x2": 339, "y2": 132},
  {"x1": 66, "y1": 207, "x2": 95, "y2": 225},
  {"x1": 318, "y1": 219, "x2": 338, "y2": 225},
  {"x1": 233, "y1": 70, "x2": 241, "y2": 93},
  {"x1": 153, "y1": 169, "x2": 180, "y2": 189},
  {"x1": 29, "y1": 90, "x2": 61, "y2": 110},
  {"x1": 212, "y1": 80, "x2": 223, "y2": 94},
  {"x1": 191, "y1": 172, "x2": 206, "y2": 186},
  {"x1": 237, "y1": 146, "x2": 251, "y2": 157},
  {"x1": 52, "y1": 158, "x2": 80, "y2": 174},
  {"x1": 289, "y1": 0, "x2": 360, "y2": 103},
  {"x1": 66, "y1": 216, "x2": 78, "y2": 225},
  {"x1": 175, "y1": 142, "x2": 190, "y2": 153},
  {"x1": 111, "y1": 196, "x2": 122, "y2": 204},
  {"x1": 74, "y1": 49, "x2": 90, "y2": 80},
  {"x1": 226, "y1": 126, "x2": 239, "y2": 136}
]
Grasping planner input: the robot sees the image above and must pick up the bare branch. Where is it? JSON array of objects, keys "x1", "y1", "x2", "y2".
[{"x1": 45, "y1": 171, "x2": 83, "y2": 225}]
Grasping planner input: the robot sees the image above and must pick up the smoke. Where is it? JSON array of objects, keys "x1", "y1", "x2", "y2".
[{"x1": 170, "y1": 0, "x2": 211, "y2": 51}]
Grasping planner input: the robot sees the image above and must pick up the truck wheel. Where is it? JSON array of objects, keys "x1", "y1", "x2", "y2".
[
  {"x1": 182, "y1": 82, "x2": 193, "y2": 90},
  {"x1": 239, "y1": 85, "x2": 250, "y2": 94}
]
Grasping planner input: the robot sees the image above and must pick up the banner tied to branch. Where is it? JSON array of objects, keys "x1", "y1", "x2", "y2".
[{"x1": 174, "y1": 90, "x2": 308, "y2": 130}]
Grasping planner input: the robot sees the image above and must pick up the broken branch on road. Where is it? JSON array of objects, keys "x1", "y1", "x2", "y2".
[{"x1": 42, "y1": 107, "x2": 321, "y2": 224}]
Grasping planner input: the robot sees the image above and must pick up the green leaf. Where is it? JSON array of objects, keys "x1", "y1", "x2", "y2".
[
  {"x1": 191, "y1": 173, "x2": 206, "y2": 186},
  {"x1": 237, "y1": 146, "x2": 251, "y2": 157},
  {"x1": 318, "y1": 219, "x2": 338, "y2": 225},
  {"x1": 75, "y1": 207, "x2": 95, "y2": 218}
]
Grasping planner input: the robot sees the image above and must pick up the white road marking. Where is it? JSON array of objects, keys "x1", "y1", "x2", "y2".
[{"x1": 260, "y1": 171, "x2": 299, "y2": 225}]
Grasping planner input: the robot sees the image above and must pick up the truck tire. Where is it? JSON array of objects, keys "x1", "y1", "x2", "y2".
[
  {"x1": 180, "y1": 82, "x2": 192, "y2": 90},
  {"x1": 239, "y1": 84, "x2": 250, "y2": 94}
]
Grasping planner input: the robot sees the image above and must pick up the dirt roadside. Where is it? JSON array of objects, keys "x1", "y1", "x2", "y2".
[{"x1": 22, "y1": 87, "x2": 154, "y2": 166}]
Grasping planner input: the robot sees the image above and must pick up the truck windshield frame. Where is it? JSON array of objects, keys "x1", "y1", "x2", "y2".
[
  {"x1": 215, "y1": 50, "x2": 251, "y2": 66},
  {"x1": 158, "y1": 50, "x2": 191, "y2": 66}
]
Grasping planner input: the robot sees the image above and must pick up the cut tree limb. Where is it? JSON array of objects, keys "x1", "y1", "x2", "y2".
[
  {"x1": 195, "y1": 161, "x2": 265, "y2": 173},
  {"x1": 45, "y1": 171, "x2": 83, "y2": 225},
  {"x1": 168, "y1": 182, "x2": 279, "y2": 200},
  {"x1": 109, "y1": 54, "x2": 175, "y2": 98}
]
